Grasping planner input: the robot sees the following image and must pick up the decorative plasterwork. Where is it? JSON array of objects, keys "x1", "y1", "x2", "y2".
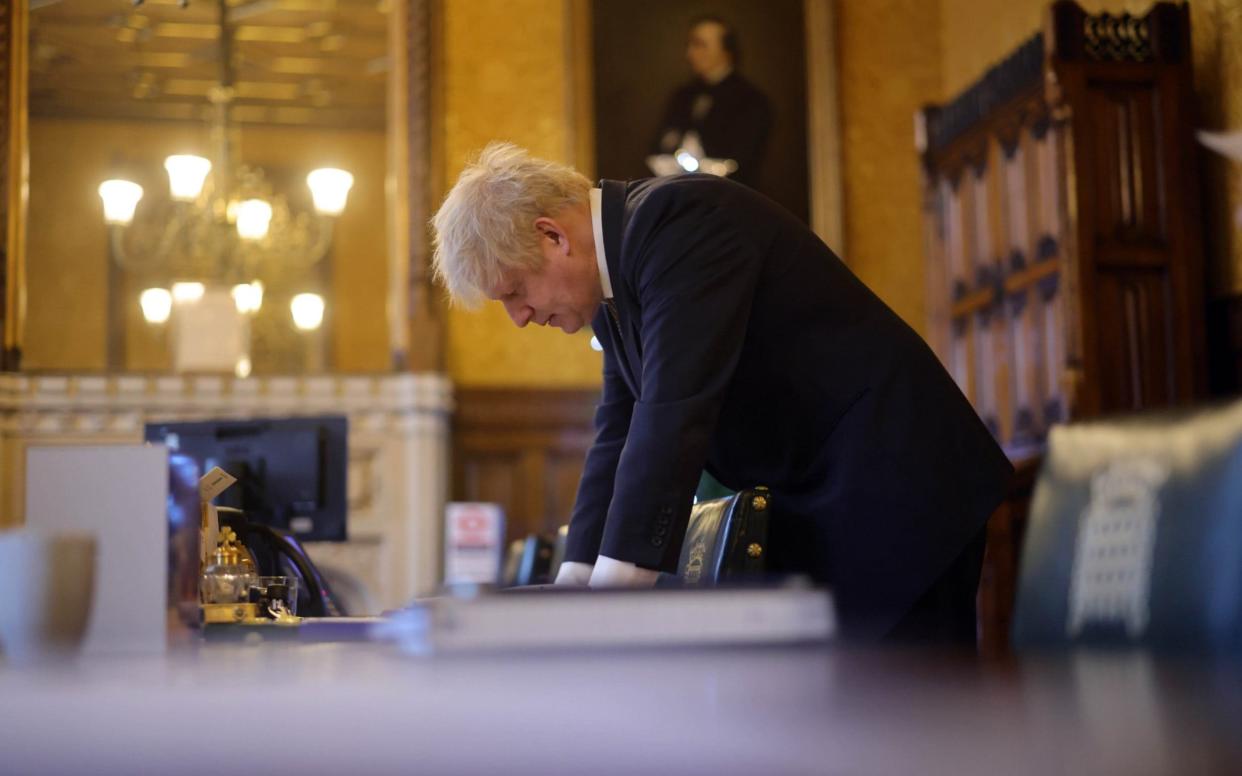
[{"x1": 0, "y1": 372, "x2": 453, "y2": 610}]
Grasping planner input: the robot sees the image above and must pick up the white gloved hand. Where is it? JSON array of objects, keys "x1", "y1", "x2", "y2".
[
  {"x1": 588, "y1": 555, "x2": 660, "y2": 589},
  {"x1": 554, "y1": 560, "x2": 594, "y2": 586}
]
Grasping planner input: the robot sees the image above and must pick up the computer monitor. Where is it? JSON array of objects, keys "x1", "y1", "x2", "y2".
[{"x1": 144, "y1": 415, "x2": 349, "y2": 542}]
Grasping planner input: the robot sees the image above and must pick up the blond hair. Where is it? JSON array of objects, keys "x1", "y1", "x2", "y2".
[{"x1": 431, "y1": 142, "x2": 591, "y2": 307}]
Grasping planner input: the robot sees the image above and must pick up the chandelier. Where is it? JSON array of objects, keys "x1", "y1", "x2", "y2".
[{"x1": 95, "y1": 0, "x2": 353, "y2": 332}]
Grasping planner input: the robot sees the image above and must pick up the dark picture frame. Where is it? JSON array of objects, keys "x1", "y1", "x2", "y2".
[{"x1": 591, "y1": 0, "x2": 810, "y2": 223}]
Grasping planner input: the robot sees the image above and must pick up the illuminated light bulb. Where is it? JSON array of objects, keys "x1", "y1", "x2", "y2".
[
  {"x1": 163, "y1": 155, "x2": 211, "y2": 201},
  {"x1": 231, "y1": 281, "x2": 264, "y2": 314},
  {"x1": 291, "y1": 293, "x2": 325, "y2": 331},
  {"x1": 306, "y1": 168, "x2": 354, "y2": 215},
  {"x1": 675, "y1": 150, "x2": 700, "y2": 172},
  {"x1": 235, "y1": 356, "x2": 252, "y2": 378},
  {"x1": 235, "y1": 199, "x2": 273, "y2": 240},
  {"x1": 98, "y1": 179, "x2": 144, "y2": 224},
  {"x1": 171, "y1": 281, "x2": 205, "y2": 304},
  {"x1": 139, "y1": 288, "x2": 172, "y2": 324}
]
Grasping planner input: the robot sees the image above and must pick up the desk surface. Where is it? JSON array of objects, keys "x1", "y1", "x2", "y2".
[{"x1": 2, "y1": 642, "x2": 1240, "y2": 775}]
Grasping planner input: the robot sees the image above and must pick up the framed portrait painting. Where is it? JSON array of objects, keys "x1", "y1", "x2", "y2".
[{"x1": 591, "y1": 0, "x2": 810, "y2": 223}]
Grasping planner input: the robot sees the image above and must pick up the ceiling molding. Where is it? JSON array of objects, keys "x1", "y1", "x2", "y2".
[{"x1": 30, "y1": 0, "x2": 387, "y2": 130}]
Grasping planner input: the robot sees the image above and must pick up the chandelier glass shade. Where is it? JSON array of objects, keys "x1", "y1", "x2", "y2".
[
  {"x1": 290, "y1": 292, "x2": 327, "y2": 331},
  {"x1": 139, "y1": 287, "x2": 173, "y2": 324},
  {"x1": 98, "y1": 156, "x2": 354, "y2": 282},
  {"x1": 95, "y1": 0, "x2": 353, "y2": 344},
  {"x1": 164, "y1": 155, "x2": 212, "y2": 201},
  {"x1": 98, "y1": 179, "x2": 144, "y2": 225}
]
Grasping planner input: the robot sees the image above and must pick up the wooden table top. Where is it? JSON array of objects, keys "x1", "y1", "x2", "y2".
[{"x1": 2, "y1": 641, "x2": 1239, "y2": 774}]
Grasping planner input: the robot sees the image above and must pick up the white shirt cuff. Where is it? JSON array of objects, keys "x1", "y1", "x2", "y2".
[
  {"x1": 588, "y1": 555, "x2": 661, "y2": 588},
  {"x1": 554, "y1": 560, "x2": 594, "y2": 586}
]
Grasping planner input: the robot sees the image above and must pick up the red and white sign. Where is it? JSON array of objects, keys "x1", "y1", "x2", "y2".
[{"x1": 443, "y1": 502, "x2": 505, "y2": 585}]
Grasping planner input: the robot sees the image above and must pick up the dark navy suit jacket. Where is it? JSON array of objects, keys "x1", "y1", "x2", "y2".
[{"x1": 565, "y1": 175, "x2": 1012, "y2": 638}]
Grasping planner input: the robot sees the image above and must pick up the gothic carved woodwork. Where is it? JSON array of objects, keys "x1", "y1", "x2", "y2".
[{"x1": 919, "y1": 1, "x2": 1206, "y2": 654}]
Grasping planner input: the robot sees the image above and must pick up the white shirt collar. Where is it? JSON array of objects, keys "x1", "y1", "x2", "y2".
[{"x1": 589, "y1": 187, "x2": 613, "y2": 300}]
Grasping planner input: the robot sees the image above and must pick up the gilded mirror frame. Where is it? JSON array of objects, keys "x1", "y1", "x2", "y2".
[{"x1": 2, "y1": 0, "x2": 28, "y2": 371}]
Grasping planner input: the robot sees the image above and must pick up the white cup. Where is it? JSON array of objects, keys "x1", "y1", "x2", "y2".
[{"x1": 0, "y1": 530, "x2": 97, "y2": 663}]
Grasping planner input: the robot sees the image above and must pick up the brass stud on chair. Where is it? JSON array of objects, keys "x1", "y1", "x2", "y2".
[
  {"x1": 752, "y1": 495, "x2": 768, "y2": 511},
  {"x1": 747, "y1": 542, "x2": 763, "y2": 559}
]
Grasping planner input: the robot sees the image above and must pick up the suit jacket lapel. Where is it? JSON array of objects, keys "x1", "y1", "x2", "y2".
[{"x1": 600, "y1": 179, "x2": 643, "y2": 392}]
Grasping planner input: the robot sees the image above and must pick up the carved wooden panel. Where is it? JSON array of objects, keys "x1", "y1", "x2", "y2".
[
  {"x1": 1094, "y1": 269, "x2": 1175, "y2": 410},
  {"x1": 920, "y1": 1, "x2": 1207, "y2": 654},
  {"x1": 976, "y1": 456, "x2": 1038, "y2": 658},
  {"x1": 923, "y1": 1, "x2": 1204, "y2": 445},
  {"x1": 452, "y1": 388, "x2": 598, "y2": 544},
  {"x1": 1086, "y1": 84, "x2": 1166, "y2": 245},
  {"x1": 546, "y1": 450, "x2": 587, "y2": 528},
  {"x1": 461, "y1": 452, "x2": 521, "y2": 519}
]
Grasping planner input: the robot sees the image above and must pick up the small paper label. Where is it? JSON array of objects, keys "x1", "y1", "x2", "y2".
[
  {"x1": 443, "y1": 502, "x2": 505, "y2": 585},
  {"x1": 199, "y1": 466, "x2": 237, "y2": 502}
]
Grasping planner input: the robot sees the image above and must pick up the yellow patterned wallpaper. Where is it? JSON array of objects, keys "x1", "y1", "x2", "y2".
[
  {"x1": 25, "y1": 120, "x2": 116, "y2": 370},
  {"x1": 837, "y1": 0, "x2": 943, "y2": 335},
  {"x1": 440, "y1": 0, "x2": 602, "y2": 387}
]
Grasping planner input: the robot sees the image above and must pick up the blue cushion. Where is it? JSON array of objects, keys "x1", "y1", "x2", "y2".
[{"x1": 1012, "y1": 401, "x2": 1242, "y2": 653}]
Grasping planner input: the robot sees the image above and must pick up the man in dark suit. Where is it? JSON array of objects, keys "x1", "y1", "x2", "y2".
[
  {"x1": 432, "y1": 143, "x2": 1012, "y2": 644},
  {"x1": 650, "y1": 16, "x2": 772, "y2": 190}
]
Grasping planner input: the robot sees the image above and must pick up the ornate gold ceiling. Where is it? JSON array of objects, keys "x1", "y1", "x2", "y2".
[{"x1": 30, "y1": 0, "x2": 388, "y2": 129}]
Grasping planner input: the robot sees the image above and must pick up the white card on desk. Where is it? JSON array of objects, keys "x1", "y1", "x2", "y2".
[
  {"x1": 25, "y1": 445, "x2": 170, "y2": 654},
  {"x1": 443, "y1": 502, "x2": 505, "y2": 586}
]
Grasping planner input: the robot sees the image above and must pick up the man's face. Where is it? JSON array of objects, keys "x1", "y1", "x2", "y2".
[
  {"x1": 686, "y1": 21, "x2": 730, "y2": 78},
  {"x1": 487, "y1": 225, "x2": 601, "y2": 335}
]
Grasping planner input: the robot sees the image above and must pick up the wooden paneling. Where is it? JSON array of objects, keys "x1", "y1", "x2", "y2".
[
  {"x1": 452, "y1": 387, "x2": 599, "y2": 543},
  {"x1": 977, "y1": 456, "x2": 1039, "y2": 657},
  {"x1": 920, "y1": 2, "x2": 1207, "y2": 653},
  {"x1": 1058, "y1": 1, "x2": 1208, "y2": 418},
  {"x1": 1095, "y1": 268, "x2": 1175, "y2": 409}
]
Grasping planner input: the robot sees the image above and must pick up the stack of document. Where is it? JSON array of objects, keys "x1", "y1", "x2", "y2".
[{"x1": 371, "y1": 586, "x2": 835, "y2": 656}]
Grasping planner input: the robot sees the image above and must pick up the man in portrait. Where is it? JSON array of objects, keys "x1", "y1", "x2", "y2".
[{"x1": 649, "y1": 16, "x2": 773, "y2": 190}]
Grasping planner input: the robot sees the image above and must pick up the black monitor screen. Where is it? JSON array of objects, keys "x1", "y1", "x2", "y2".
[{"x1": 145, "y1": 415, "x2": 348, "y2": 542}]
